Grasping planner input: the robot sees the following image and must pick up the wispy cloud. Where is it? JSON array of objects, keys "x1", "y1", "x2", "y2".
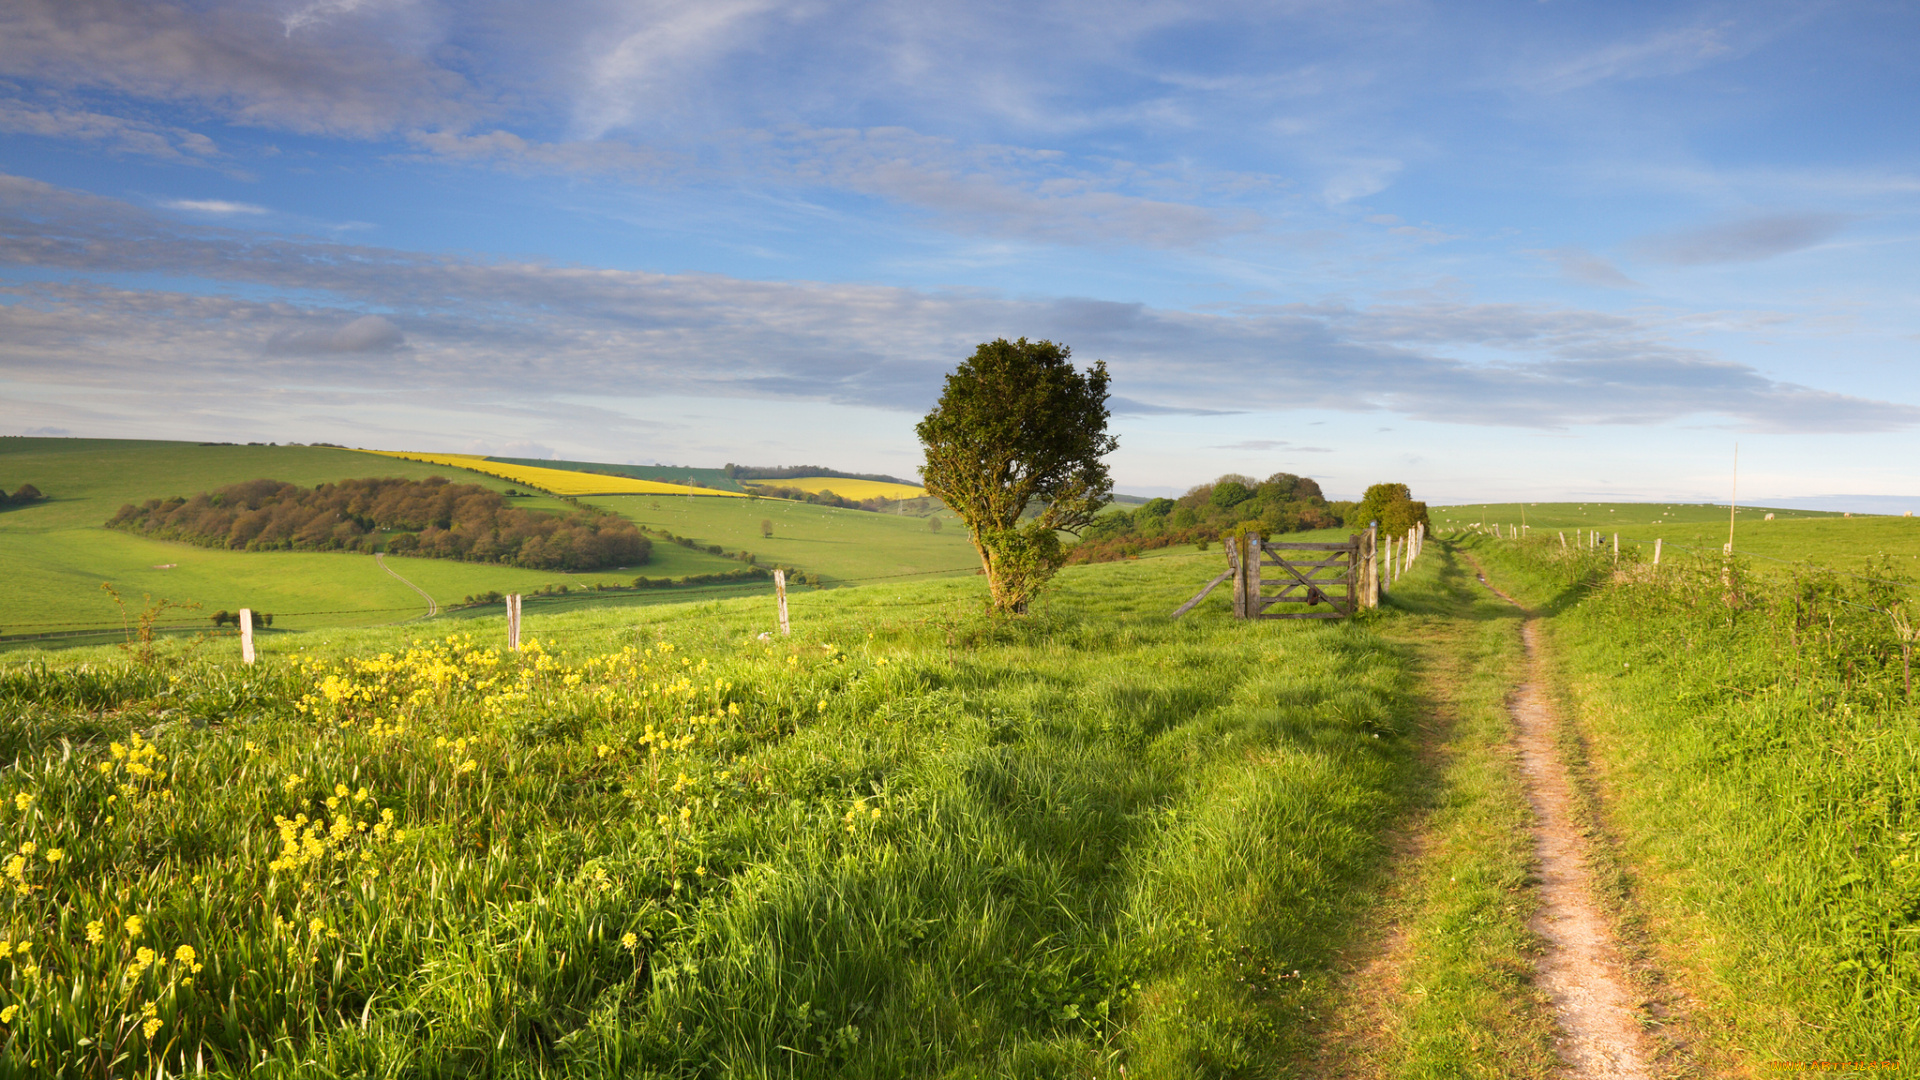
[
  {"x1": 1521, "y1": 22, "x2": 1740, "y2": 93},
  {"x1": 163, "y1": 199, "x2": 268, "y2": 215},
  {"x1": 265, "y1": 314, "x2": 404, "y2": 354},
  {"x1": 1632, "y1": 212, "x2": 1852, "y2": 265},
  {"x1": 1, "y1": 175, "x2": 1911, "y2": 436},
  {"x1": 1544, "y1": 247, "x2": 1642, "y2": 289},
  {"x1": 0, "y1": 98, "x2": 222, "y2": 165}
]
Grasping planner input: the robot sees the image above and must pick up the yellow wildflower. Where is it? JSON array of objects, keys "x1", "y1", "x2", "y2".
[
  {"x1": 44, "y1": 849, "x2": 62, "y2": 865},
  {"x1": 12, "y1": 793, "x2": 30, "y2": 812},
  {"x1": 620, "y1": 931, "x2": 638, "y2": 950},
  {"x1": 124, "y1": 914, "x2": 144, "y2": 939},
  {"x1": 85, "y1": 920, "x2": 104, "y2": 945},
  {"x1": 0, "y1": 1005, "x2": 14, "y2": 1024},
  {"x1": 143, "y1": 1017, "x2": 162, "y2": 1041}
]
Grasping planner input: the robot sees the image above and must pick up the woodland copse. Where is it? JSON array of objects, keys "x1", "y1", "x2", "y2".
[{"x1": 106, "y1": 476, "x2": 650, "y2": 572}]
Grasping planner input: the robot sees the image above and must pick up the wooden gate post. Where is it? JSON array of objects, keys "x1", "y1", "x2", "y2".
[
  {"x1": 239, "y1": 608, "x2": 255, "y2": 665},
  {"x1": 1365, "y1": 524, "x2": 1379, "y2": 608},
  {"x1": 1233, "y1": 536, "x2": 1245, "y2": 618},
  {"x1": 1245, "y1": 533, "x2": 1262, "y2": 618}
]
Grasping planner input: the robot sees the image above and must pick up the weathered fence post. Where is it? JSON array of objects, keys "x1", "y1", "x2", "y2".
[
  {"x1": 1365, "y1": 523, "x2": 1379, "y2": 607},
  {"x1": 774, "y1": 569, "x2": 790, "y2": 635},
  {"x1": 507, "y1": 594, "x2": 521, "y2": 651},
  {"x1": 1653, "y1": 539, "x2": 1662, "y2": 565},
  {"x1": 240, "y1": 608, "x2": 255, "y2": 665},
  {"x1": 1245, "y1": 533, "x2": 1262, "y2": 618},
  {"x1": 1613, "y1": 532, "x2": 1619, "y2": 565}
]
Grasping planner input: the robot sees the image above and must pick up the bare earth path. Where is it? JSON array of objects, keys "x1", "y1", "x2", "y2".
[
  {"x1": 1481, "y1": 573, "x2": 1654, "y2": 1079},
  {"x1": 375, "y1": 552, "x2": 437, "y2": 617}
]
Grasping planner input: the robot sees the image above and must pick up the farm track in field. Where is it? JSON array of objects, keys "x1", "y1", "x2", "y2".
[
  {"x1": 375, "y1": 552, "x2": 437, "y2": 616},
  {"x1": 1475, "y1": 568, "x2": 1657, "y2": 1079}
]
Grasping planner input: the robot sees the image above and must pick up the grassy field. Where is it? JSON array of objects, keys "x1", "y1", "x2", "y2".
[
  {"x1": 0, "y1": 550, "x2": 1446, "y2": 1078},
  {"x1": 591, "y1": 493, "x2": 979, "y2": 587},
  {"x1": 1465, "y1": 533, "x2": 1920, "y2": 1065},
  {"x1": 1435, "y1": 501, "x2": 1920, "y2": 578},
  {"x1": 0, "y1": 439, "x2": 975, "y2": 642}
]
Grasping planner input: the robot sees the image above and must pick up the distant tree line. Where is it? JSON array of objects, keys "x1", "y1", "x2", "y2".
[
  {"x1": 1068, "y1": 474, "x2": 1432, "y2": 564},
  {"x1": 1067, "y1": 472, "x2": 1340, "y2": 562},
  {"x1": 107, "y1": 476, "x2": 650, "y2": 571},
  {"x1": 1, "y1": 484, "x2": 44, "y2": 506}
]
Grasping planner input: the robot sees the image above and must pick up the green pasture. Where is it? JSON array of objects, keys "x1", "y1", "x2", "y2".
[
  {"x1": 0, "y1": 438, "x2": 747, "y2": 639},
  {"x1": 1434, "y1": 501, "x2": 1920, "y2": 580},
  {"x1": 589, "y1": 492, "x2": 980, "y2": 586},
  {"x1": 0, "y1": 549, "x2": 1440, "y2": 1077}
]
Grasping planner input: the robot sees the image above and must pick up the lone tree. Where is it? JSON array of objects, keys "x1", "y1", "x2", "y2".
[{"x1": 917, "y1": 337, "x2": 1116, "y2": 613}]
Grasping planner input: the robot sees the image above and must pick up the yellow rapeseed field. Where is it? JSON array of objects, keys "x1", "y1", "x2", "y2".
[
  {"x1": 743, "y1": 477, "x2": 926, "y2": 500},
  {"x1": 356, "y1": 450, "x2": 749, "y2": 499}
]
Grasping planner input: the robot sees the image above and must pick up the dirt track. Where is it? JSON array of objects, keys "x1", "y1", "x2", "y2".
[{"x1": 1483, "y1": 576, "x2": 1653, "y2": 1079}]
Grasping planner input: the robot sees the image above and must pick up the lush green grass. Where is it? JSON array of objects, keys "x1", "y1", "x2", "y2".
[
  {"x1": 0, "y1": 553, "x2": 1437, "y2": 1078},
  {"x1": 591, "y1": 493, "x2": 979, "y2": 587},
  {"x1": 1463, "y1": 532, "x2": 1920, "y2": 1066}
]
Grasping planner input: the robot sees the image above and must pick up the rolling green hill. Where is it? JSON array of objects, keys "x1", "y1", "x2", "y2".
[{"x1": 0, "y1": 439, "x2": 746, "y2": 640}]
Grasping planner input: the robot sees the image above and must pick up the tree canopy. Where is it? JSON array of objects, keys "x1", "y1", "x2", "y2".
[
  {"x1": 917, "y1": 338, "x2": 1116, "y2": 612},
  {"x1": 1356, "y1": 482, "x2": 1430, "y2": 537}
]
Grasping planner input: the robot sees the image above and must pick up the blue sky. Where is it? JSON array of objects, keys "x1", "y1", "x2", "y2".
[{"x1": 1, "y1": 0, "x2": 1916, "y2": 505}]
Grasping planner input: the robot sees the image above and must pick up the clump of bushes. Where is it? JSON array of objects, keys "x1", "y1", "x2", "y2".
[
  {"x1": 1, "y1": 483, "x2": 44, "y2": 506},
  {"x1": 108, "y1": 476, "x2": 649, "y2": 571}
]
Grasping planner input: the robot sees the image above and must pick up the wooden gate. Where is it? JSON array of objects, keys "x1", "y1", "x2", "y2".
[{"x1": 1171, "y1": 529, "x2": 1376, "y2": 620}]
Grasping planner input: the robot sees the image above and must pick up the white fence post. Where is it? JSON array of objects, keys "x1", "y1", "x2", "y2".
[
  {"x1": 1653, "y1": 539, "x2": 1662, "y2": 565},
  {"x1": 774, "y1": 570, "x2": 790, "y2": 635},
  {"x1": 240, "y1": 608, "x2": 255, "y2": 665}
]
